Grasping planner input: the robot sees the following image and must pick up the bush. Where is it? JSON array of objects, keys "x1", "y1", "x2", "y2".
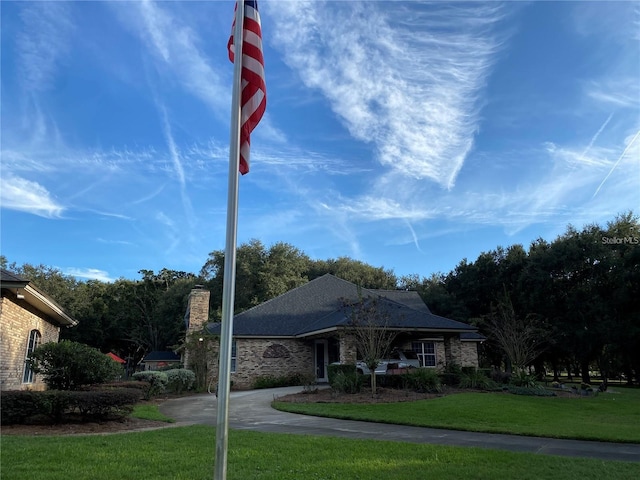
[
  {"x1": 1, "y1": 391, "x2": 54, "y2": 425},
  {"x1": 0, "y1": 389, "x2": 142, "y2": 424},
  {"x1": 165, "y1": 369, "x2": 196, "y2": 394},
  {"x1": 251, "y1": 373, "x2": 309, "y2": 389},
  {"x1": 403, "y1": 368, "x2": 442, "y2": 393},
  {"x1": 490, "y1": 369, "x2": 511, "y2": 385},
  {"x1": 132, "y1": 371, "x2": 168, "y2": 399},
  {"x1": 460, "y1": 368, "x2": 498, "y2": 390},
  {"x1": 439, "y1": 362, "x2": 462, "y2": 386},
  {"x1": 510, "y1": 371, "x2": 538, "y2": 388},
  {"x1": 331, "y1": 371, "x2": 364, "y2": 394},
  {"x1": 27, "y1": 341, "x2": 122, "y2": 390},
  {"x1": 508, "y1": 385, "x2": 556, "y2": 397},
  {"x1": 73, "y1": 389, "x2": 142, "y2": 420},
  {"x1": 328, "y1": 363, "x2": 356, "y2": 385}
]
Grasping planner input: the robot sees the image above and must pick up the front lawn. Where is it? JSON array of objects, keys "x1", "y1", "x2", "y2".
[
  {"x1": 2, "y1": 425, "x2": 638, "y2": 480},
  {"x1": 274, "y1": 387, "x2": 640, "y2": 443}
]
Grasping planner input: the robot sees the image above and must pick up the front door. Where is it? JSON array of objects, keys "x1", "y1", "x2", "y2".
[{"x1": 315, "y1": 340, "x2": 329, "y2": 382}]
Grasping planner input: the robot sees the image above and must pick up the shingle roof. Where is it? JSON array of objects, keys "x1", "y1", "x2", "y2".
[
  {"x1": 207, "y1": 274, "x2": 475, "y2": 337},
  {"x1": 0, "y1": 269, "x2": 29, "y2": 286},
  {"x1": 143, "y1": 351, "x2": 181, "y2": 362}
]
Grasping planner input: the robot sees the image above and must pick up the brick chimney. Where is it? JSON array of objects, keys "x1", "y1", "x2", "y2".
[{"x1": 183, "y1": 285, "x2": 210, "y2": 367}]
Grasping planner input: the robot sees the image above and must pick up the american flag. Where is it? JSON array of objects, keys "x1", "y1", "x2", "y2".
[{"x1": 228, "y1": 0, "x2": 266, "y2": 175}]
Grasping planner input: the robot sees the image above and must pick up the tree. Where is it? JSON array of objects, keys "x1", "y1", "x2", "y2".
[
  {"x1": 483, "y1": 291, "x2": 549, "y2": 374},
  {"x1": 344, "y1": 295, "x2": 397, "y2": 396},
  {"x1": 309, "y1": 257, "x2": 397, "y2": 289},
  {"x1": 27, "y1": 341, "x2": 121, "y2": 390}
]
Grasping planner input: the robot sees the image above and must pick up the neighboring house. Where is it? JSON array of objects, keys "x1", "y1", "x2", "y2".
[
  {"x1": 0, "y1": 269, "x2": 78, "y2": 391},
  {"x1": 141, "y1": 351, "x2": 181, "y2": 371},
  {"x1": 190, "y1": 274, "x2": 483, "y2": 389}
]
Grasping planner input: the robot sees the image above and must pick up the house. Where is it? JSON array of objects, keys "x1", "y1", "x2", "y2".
[
  {"x1": 187, "y1": 274, "x2": 483, "y2": 389},
  {"x1": 0, "y1": 269, "x2": 78, "y2": 391},
  {"x1": 141, "y1": 351, "x2": 182, "y2": 371}
]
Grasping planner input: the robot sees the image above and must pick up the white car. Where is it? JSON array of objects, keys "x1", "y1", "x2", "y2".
[{"x1": 355, "y1": 349, "x2": 420, "y2": 375}]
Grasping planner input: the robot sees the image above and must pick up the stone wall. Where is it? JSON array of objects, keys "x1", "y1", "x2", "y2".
[
  {"x1": 208, "y1": 338, "x2": 314, "y2": 389},
  {"x1": 459, "y1": 341, "x2": 480, "y2": 368},
  {"x1": 0, "y1": 292, "x2": 60, "y2": 391}
]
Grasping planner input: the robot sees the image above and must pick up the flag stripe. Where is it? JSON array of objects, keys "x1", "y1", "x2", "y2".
[{"x1": 228, "y1": 1, "x2": 266, "y2": 175}]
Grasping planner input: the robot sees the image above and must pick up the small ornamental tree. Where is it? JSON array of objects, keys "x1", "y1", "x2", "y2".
[
  {"x1": 27, "y1": 341, "x2": 121, "y2": 390},
  {"x1": 344, "y1": 294, "x2": 397, "y2": 396}
]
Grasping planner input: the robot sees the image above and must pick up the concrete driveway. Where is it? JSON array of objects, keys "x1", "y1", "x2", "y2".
[{"x1": 159, "y1": 386, "x2": 640, "y2": 463}]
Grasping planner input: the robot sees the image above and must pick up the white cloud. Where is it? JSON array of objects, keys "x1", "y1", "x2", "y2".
[
  {"x1": 16, "y1": 2, "x2": 73, "y2": 93},
  {"x1": 64, "y1": 267, "x2": 114, "y2": 283},
  {"x1": 121, "y1": 0, "x2": 228, "y2": 114},
  {"x1": 0, "y1": 174, "x2": 64, "y2": 218},
  {"x1": 266, "y1": 1, "x2": 505, "y2": 188}
]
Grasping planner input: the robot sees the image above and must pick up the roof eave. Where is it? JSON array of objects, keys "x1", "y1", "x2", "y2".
[{"x1": 23, "y1": 284, "x2": 78, "y2": 327}]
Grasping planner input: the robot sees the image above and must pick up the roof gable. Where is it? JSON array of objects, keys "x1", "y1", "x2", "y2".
[
  {"x1": 208, "y1": 274, "x2": 475, "y2": 337},
  {"x1": 1, "y1": 268, "x2": 78, "y2": 327}
]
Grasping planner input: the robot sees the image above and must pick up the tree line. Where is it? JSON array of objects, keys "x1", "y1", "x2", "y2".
[
  {"x1": 2, "y1": 212, "x2": 638, "y2": 384},
  {"x1": 402, "y1": 212, "x2": 639, "y2": 385}
]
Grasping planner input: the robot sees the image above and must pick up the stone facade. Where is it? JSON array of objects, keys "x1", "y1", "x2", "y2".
[
  {"x1": 460, "y1": 341, "x2": 480, "y2": 368},
  {"x1": 208, "y1": 338, "x2": 315, "y2": 389},
  {"x1": 183, "y1": 287, "x2": 211, "y2": 368},
  {"x1": 0, "y1": 292, "x2": 61, "y2": 391}
]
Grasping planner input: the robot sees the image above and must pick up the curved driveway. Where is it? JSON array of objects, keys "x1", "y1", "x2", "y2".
[{"x1": 159, "y1": 386, "x2": 640, "y2": 463}]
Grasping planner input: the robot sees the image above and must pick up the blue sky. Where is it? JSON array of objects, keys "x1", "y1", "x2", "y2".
[{"x1": 1, "y1": 1, "x2": 639, "y2": 283}]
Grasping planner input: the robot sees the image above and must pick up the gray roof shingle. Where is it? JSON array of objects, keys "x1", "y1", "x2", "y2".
[{"x1": 207, "y1": 274, "x2": 475, "y2": 337}]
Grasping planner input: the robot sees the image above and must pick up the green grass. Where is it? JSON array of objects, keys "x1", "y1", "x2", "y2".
[
  {"x1": 130, "y1": 404, "x2": 175, "y2": 423},
  {"x1": 274, "y1": 387, "x2": 640, "y2": 443},
  {"x1": 2, "y1": 425, "x2": 638, "y2": 480}
]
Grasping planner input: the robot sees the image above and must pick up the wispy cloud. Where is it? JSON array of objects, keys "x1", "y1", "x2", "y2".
[
  {"x1": 267, "y1": 1, "x2": 505, "y2": 188},
  {"x1": 0, "y1": 174, "x2": 64, "y2": 218},
  {"x1": 120, "y1": 0, "x2": 227, "y2": 114},
  {"x1": 16, "y1": 2, "x2": 73, "y2": 93},
  {"x1": 593, "y1": 129, "x2": 640, "y2": 198},
  {"x1": 64, "y1": 267, "x2": 114, "y2": 283}
]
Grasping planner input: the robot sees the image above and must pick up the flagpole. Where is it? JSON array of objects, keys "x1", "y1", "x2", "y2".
[{"x1": 215, "y1": 2, "x2": 244, "y2": 479}]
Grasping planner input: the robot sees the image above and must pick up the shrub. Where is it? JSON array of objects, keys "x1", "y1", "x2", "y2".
[
  {"x1": 439, "y1": 362, "x2": 462, "y2": 386},
  {"x1": 0, "y1": 389, "x2": 142, "y2": 424},
  {"x1": 508, "y1": 385, "x2": 556, "y2": 397},
  {"x1": 165, "y1": 369, "x2": 196, "y2": 394},
  {"x1": 132, "y1": 371, "x2": 168, "y2": 399},
  {"x1": 510, "y1": 371, "x2": 538, "y2": 388},
  {"x1": 460, "y1": 368, "x2": 498, "y2": 390},
  {"x1": 72, "y1": 389, "x2": 143, "y2": 420},
  {"x1": 327, "y1": 363, "x2": 356, "y2": 385},
  {"x1": 300, "y1": 373, "x2": 319, "y2": 393},
  {"x1": 27, "y1": 341, "x2": 122, "y2": 390},
  {"x1": 331, "y1": 371, "x2": 364, "y2": 394},
  {"x1": 490, "y1": 369, "x2": 511, "y2": 385},
  {"x1": 251, "y1": 373, "x2": 307, "y2": 389},
  {"x1": 404, "y1": 368, "x2": 442, "y2": 393},
  {"x1": 1, "y1": 391, "x2": 50, "y2": 425}
]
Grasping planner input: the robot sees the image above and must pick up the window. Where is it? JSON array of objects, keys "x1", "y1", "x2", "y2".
[
  {"x1": 412, "y1": 341, "x2": 436, "y2": 367},
  {"x1": 231, "y1": 339, "x2": 237, "y2": 373},
  {"x1": 22, "y1": 330, "x2": 41, "y2": 383}
]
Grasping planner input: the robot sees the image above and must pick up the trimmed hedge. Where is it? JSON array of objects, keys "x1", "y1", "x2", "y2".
[
  {"x1": 251, "y1": 373, "x2": 309, "y2": 389},
  {"x1": 165, "y1": 369, "x2": 196, "y2": 394},
  {"x1": 1, "y1": 388, "x2": 143, "y2": 425},
  {"x1": 132, "y1": 371, "x2": 168, "y2": 399}
]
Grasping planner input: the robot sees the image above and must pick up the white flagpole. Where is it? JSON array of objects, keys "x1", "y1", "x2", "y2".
[{"x1": 215, "y1": 2, "x2": 244, "y2": 479}]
